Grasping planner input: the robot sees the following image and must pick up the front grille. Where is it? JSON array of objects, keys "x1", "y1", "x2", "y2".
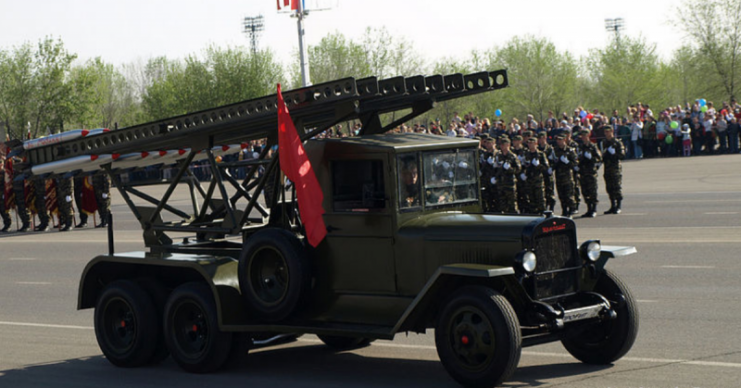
[
  {"x1": 527, "y1": 229, "x2": 581, "y2": 300},
  {"x1": 533, "y1": 232, "x2": 579, "y2": 272},
  {"x1": 533, "y1": 270, "x2": 578, "y2": 299}
]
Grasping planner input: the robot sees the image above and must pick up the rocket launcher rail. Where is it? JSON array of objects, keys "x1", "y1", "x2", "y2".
[
  {"x1": 5, "y1": 70, "x2": 508, "y2": 247},
  {"x1": 11, "y1": 70, "x2": 507, "y2": 176}
]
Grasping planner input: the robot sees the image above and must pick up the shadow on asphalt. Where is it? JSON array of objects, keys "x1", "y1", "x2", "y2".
[{"x1": 0, "y1": 343, "x2": 612, "y2": 388}]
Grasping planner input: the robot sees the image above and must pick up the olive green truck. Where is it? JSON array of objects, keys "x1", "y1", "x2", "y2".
[{"x1": 10, "y1": 70, "x2": 637, "y2": 388}]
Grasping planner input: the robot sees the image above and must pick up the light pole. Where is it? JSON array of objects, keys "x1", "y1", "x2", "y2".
[
  {"x1": 243, "y1": 15, "x2": 265, "y2": 56},
  {"x1": 293, "y1": 3, "x2": 311, "y2": 87},
  {"x1": 605, "y1": 18, "x2": 625, "y2": 47}
]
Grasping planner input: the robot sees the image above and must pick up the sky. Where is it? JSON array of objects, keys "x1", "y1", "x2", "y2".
[{"x1": 0, "y1": 0, "x2": 688, "y2": 70}]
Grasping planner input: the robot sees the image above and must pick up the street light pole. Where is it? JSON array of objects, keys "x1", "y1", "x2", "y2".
[{"x1": 295, "y1": 2, "x2": 311, "y2": 87}]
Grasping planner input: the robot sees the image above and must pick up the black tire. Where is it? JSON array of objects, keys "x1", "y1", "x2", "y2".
[
  {"x1": 138, "y1": 279, "x2": 170, "y2": 365},
  {"x1": 238, "y1": 228, "x2": 310, "y2": 322},
  {"x1": 317, "y1": 335, "x2": 373, "y2": 350},
  {"x1": 561, "y1": 269, "x2": 639, "y2": 364},
  {"x1": 164, "y1": 282, "x2": 233, "y2": 373},
  {"x1": 94, "y1": 280, "x2": 158, "y2": 367},
  {"x1": 435, "y1": 286, "x2": 521, "y2": 388}
]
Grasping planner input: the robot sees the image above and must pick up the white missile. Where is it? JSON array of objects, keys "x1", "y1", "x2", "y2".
[
  {"x1": 30, "y1": 154, "x2": 111, "y2": 175},
  {"x1": 23, "y1": 128, "x2": 110, "y2": 150},
  {"x1": 110, "y1": 152, "x2": 151, "y2": 170}
]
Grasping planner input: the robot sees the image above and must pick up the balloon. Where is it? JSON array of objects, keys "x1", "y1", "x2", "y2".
[
  {"x1": 665, "y1": 134, "x2": 674, "y2": 144},
  {"x1": 215, "y1": 156, "x2": 223, "y2": 163},
  {"x1": 670, "y1": 121, "x2": 679, "y2": 129},
  {"x1": 495, "y1": 109, "x2": 502, "y2": 117},
  {"x1": 701, "y1": 105, "x2": 708, "y2": 113},
  {"x1": 579, "y1": 110, "x2": 587, "y2": 118},
  {"x1": 586, "y1": 113, "x2": 594, "y2": 120},
  {"x1": 699, "y1": 99, "x2": 707, "y2": 107},
  {"x1": 658, "y1": 132, "x2": 666, "y2": 140}
]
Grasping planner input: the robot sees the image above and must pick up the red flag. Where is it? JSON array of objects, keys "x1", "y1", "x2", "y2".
[
  {"x1": 45, "y1": 179, "x2": 58, "y2": 216},
  {"x1": 277, "y1": 84, "x2": 326, "y2": 247},
  {"x1": 284, "y1": 0, "x2": 290, "y2": 6},
  {"x1": 291, "y1": 0, "x2": 298, "y2": 10},
  {"x1": 81, "y1": 176, "x2": 98, "y2": 215}
]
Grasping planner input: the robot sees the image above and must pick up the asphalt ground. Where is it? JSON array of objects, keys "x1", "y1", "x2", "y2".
[{"x1": 1, "y1": 153, "x2": 741, "y2": 387}]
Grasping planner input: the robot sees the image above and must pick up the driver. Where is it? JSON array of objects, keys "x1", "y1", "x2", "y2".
[{"x1": 400, "y1": 160, "x2": 420, "y2": 207}]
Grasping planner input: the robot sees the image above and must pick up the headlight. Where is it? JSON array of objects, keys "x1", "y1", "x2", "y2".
[
  {"x1": 516, "y1": 250, "x2": 537, "y2": 273},
  {"x1": 580, "y1": 240, "x2": 601, "y2": 262}
]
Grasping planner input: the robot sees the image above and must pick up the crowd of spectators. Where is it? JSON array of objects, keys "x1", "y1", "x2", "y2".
[{"x1": 370, "y1": 100, "x2": 741, "y2": 159}]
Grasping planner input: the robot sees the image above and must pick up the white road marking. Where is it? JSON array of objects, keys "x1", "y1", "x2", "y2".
[
  {"x1": 15, "y1": 282, "x2": 52, "y2": 285},
  {"x1": 3, "y1": 321, "x2": 741, "y2": 369},
  {"x1": 704, "y1": 212, "x2": 739, "y2": 215},
  {"x1": 645, "y1": 199, "x2": 741, "y2": 204},
  {"x1": 0, "y1": 321, "x2": 93, "y2": 330},
  {"x1": 620, "y1": 213, "x2": 646, "y2": 216},
  {"x1": 8, "y1": 258, "x2": 37, "y2": 261},
  {"x1": 661, "y1": 265, "x2": 716, "y2": 269},
  {"x1": 636, "y1": 300, "x2": 659, "y2": 303}
]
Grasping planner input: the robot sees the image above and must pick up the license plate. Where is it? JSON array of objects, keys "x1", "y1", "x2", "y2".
[{"x1": 562, "y1": 304, "x2": 605, "y2": 323}]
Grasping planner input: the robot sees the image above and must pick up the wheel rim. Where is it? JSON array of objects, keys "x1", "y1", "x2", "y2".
[
  {"x1": 101, "y1": 296, "x2": 137, "y2": 356},
  {"x1": 448, "y1": 306, "x2": 496, "y2": 372},
  {"x1": 172, "y1": 300, "x2": 209, "y2": 360},
  {"x1": 248, "y1": 246, "x2": 289, "y2": 306}
]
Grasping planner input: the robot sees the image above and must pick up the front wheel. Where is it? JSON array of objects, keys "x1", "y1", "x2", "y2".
[
  {"x1": 435, "y1": 286, "x2": 521, "y2": 388},
  {"x1": 164, "y1": 282, "x2": 233, "y2": 373},
  {"x1": 561, "y1": 270, "x2": 639, "y2": 364}
]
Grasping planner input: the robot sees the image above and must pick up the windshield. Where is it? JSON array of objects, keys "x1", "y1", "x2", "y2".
[{"x1": 422, "y1": 150, "x2": 478, "y2": 207}]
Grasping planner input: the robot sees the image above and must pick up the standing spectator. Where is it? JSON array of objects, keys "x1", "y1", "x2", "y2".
[
  {"x1": 617, "y1": 118, "x2": 632, "y2": 158},
  {"x1": 729, "y1": 116, "x2": 740, "y2": 153},
  {"x1": 715, "y1": 113, "x2": 728, "y2": 153},
  {"x1": 681, "y1": 123, "x2": 693, "y2": 157},
  {"x1": 702, "y1": 114, "x2": 715, "y2": 154},
  {"x1": 630, "y1": 116, "x2": 644, "y2": 159},
  {"x1": 691, "y1": 117, "x2": 704, "y2": 155}
]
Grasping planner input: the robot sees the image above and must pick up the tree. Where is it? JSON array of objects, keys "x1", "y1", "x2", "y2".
[
  {"x1": 584, "y1": 35, "x2": 665, "y2": 114},
  {"x1": 0, "y1": 43, "x2": 35, "y2": 140},
  {"x1": 297, "y1": 31, "x2": 370, "y2": 85},
  {"x1": 677, "y1": 0, "x2": 741, "y2": 101},
  {"x1": 490, "y1": 36, "x2": 579, "y2": 122},
  {"x1": 30, "y1": 37, "x2": 77, "y2": 137}
]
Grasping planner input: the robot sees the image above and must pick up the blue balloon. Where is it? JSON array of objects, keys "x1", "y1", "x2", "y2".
[
  {"x1": 495, "y1": 109, "x2": 502, "y2": 117},
  {"x1": 579, "y1": 110, "x2": 587, "y2": 118},
  {"x1": 699, "y1": 99, "x2": 707, "y2": 107}
]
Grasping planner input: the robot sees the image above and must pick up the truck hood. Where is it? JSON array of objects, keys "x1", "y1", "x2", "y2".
[{"x1": 398, "y1": 211, "x2": 542, "y2": 243}]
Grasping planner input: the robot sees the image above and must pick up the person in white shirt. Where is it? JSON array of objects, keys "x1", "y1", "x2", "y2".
[
  {"x1": 703, "y1": 116, "x2": 715, "y2": 154},
  {"x1": 715, "y1": 114, "x2": 728, "y2": 153}
]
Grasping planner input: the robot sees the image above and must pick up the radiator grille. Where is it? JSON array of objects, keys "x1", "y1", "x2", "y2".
[{"x1": 533, "y1": 232, "x2": 579, "y2": 272}]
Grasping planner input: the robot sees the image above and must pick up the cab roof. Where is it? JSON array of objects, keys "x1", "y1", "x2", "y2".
[{"x1": 309, "y1": 133, "x2": 479, "y2": 153}]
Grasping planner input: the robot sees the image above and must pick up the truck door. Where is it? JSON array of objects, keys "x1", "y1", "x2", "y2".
[{"x1": 322, "y1": 154, "x2": 396, "y2": 294}]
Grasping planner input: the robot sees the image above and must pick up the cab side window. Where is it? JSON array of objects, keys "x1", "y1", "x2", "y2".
[
  {"x1": 331, "y1": 160, "x2": 386, "y2": 212},
  {"x1": 398, "y1": 154, "x2": 421, "y2": 210}
]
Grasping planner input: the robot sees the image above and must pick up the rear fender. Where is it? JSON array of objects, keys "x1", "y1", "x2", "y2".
[{"x1": 77, "y1": 253, "x2": 247, "y2": 329}]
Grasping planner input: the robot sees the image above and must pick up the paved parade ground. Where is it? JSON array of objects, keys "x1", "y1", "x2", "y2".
[{"x1": 1, "y1": 154, "x2": 741, "y2": 388}]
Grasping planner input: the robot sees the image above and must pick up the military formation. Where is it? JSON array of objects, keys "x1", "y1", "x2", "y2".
[
  {"x1": 478, "y1": 125, "x2": 625, "y2": 218},
  {"x1": 1, "y1": 151, "x2": 111, "y2": 233}
]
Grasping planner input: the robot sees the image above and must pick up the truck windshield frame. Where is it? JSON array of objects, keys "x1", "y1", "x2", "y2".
[{"x1": 422, "y1": 149, "x2": 478, "y2": 208}]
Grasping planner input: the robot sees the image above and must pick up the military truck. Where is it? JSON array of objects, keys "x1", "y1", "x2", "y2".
[{"x1": 9, "y1": 70, "x2": 638, "y2": 388}]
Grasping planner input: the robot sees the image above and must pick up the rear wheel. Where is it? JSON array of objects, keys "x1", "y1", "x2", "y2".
[
  {"x1": 164, "y1": 282, "x2": 233, "y2": 373},
  {"x1": 94, "y1": 280, "x2": 158, "y2": 367},
  {"x1": 317, "y1": 335, "x2": 373, "y2": 350},
  {"x1": 561, "y1": 270, "x2": 639, "y2": 364},
  {"x1": 435, "y1": 286, "x2": 521, "y2": 388}
]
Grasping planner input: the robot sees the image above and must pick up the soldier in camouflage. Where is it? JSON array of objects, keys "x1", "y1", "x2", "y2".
[
  {"x1": 57, "y1": 176, "x2": 75, "y2": 231},
  {"x1": 599, "y1": 126, "x2": 625, "y2": 214},
  {"x1": 576, "y1": 129, "x2": 602, "y2": 218},
  {"x1": 11, "y1": 157, "x2": 31, "y2": 232},
  {"x1": 537, "y1": 132, "x2": 556, "y2": 211},
  {"x1": 93, "y1": 173, "x2": 112, "y2": 228},
  {"x1": 0, "y1": 155, "x2": 11, "y2": 232},
  {"x1": 479, "y1": 135, "x2": 499, "y2": 213},
  {"x1": 33, "y1": 178, "x2": 50, "y2": 231},
  {"x1": 494, "y1": 137, "x2": 521, "y2": 214},
  {"x1": 553, "y1": 134, "x2": 578, "y2": 218},
  {"x1": 521, "y1": 137, "x2": 550, "y2": 214},
  {"x1": 512, "y1": 135, "x2": 528, "y2": 213},
  {"x1": 565, "y1": 129, "x2": 581, "y2": 215}
]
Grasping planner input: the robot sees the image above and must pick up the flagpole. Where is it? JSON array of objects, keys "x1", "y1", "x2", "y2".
[{"x1": 296, "y1": 1, "x2": 311, "y2": 87}]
